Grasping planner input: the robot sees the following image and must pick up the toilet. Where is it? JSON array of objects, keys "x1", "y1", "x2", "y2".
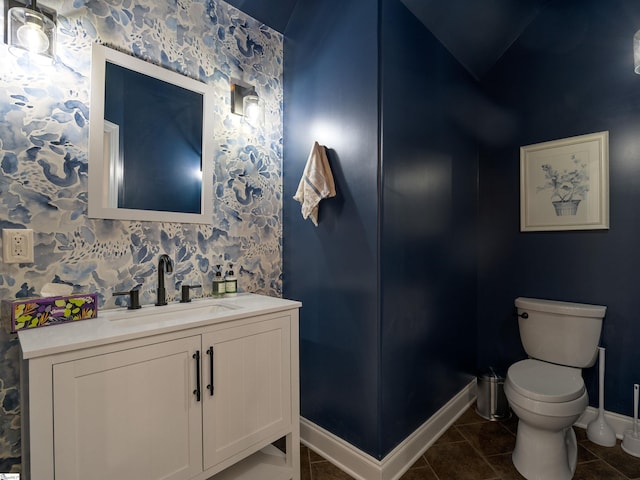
[{"x1": 504, "y1": 297, "x2": 606, "y2": 480}]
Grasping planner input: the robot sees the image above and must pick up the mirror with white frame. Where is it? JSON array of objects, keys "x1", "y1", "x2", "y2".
[{"x1": 88, "y1": 43, "x2": 214, "y2": 224}]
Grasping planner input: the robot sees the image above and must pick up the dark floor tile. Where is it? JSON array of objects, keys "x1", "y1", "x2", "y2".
[
  {"x1": 581, "y1": 440, "x2": 640, "y2": 479},
  {"x1": 425, "y1": 442, "x2": 498, "y2": 480},
  {"x1": 575, "y1": 426, "x2": 589, "y2": 443},
  {"x1": 406, "y1": 456, "x2": 429, "y2": 469},
  {"x1": 399, "y1": 466, "x2": 438, "y2": 480},
  {"x1": 573, "y1": 428, "x2": 604, "y2": 464},
  {"x1": 579, "y1": 438, "x2": 619, "y2": 459},
  {"x1": 308, "y1": 447, "x2": 326, "y2": 463},
  {"x1": 434, "y1": 426, "x2": 466, "y2": 445},
  {"x1": 573, "y1": 459, "x2": 628, "y2": 480},
  {"x1": 577, "y1": 442, "x2": 598, "y2": 463},
  {"x1": 455, "y1": 405, "x2": 490, "y2": 426},
  {"x1": 457, "y1": 421, "x2": 516, "y2": 456},
  {"x1": 310, "y1": 460, "x2": 355, "y2": 479},
  {"x1": 484, "y1": 452, "x2": 527, "y2": 480},
  {"x1": 301, "y1": 445, "x2": 311, "y2": 480},
  {"x1": 500, "y1": 413, "x2": 519, "y2": 436}
]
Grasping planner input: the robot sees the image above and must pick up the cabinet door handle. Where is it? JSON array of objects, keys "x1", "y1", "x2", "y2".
[
  {"x1": 193, "y1": 350, "x2": 201, "y2": 402},
  {"x1": 206, "y1": 346, "x2": 214, "y2": 396}
]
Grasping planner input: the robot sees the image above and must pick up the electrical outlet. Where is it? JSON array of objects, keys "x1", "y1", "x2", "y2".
[{"x1": 2, "y1": 229, "x2": 34, "y2": 264}]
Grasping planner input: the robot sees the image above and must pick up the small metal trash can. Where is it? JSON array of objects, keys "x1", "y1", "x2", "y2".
[{"x1": 476, "y1": 369, "x2": 510, "y2": 421}]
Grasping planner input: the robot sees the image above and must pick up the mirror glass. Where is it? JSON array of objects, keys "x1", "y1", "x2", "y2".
[{"x1": 89, "y1": 44, "x2": 213, "y2": 224}]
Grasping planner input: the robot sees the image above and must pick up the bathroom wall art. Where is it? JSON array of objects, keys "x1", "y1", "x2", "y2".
[{"x1": 520, "y1": 131, "x2": 609, "y2": 231}]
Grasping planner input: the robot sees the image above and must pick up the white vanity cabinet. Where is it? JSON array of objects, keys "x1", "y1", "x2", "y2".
[
  {"x1": 201, "y1": 316, "x2": 292, "y2": 471},
  {"x1": 18, "y1": 294, "x2": 300, "y2": 480},
  {"x1": 52, "y1": 335, "x2": 203, "y2": 480}
]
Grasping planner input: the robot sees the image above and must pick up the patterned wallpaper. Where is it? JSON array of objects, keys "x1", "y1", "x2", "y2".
[{"x1": 0, "y1": 0, "x2": 283, "y2": 470}]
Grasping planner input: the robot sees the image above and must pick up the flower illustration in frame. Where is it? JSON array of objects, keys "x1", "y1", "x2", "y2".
[
  {"x1": 520, "y1": 131, "x2": 609, "y2": 231},
  {"x1": 537, "y1": 154, "x2": 589, "y2": 217}
]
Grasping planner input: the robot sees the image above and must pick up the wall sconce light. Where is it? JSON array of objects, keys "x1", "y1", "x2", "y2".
[
  {"x1": 635, "y1": 30, "x2": 640, "y2": 74},
  {"x1": 4, "y1": 0, "x2": 56, "y2": 65},
  {"x1": 231, "y1": 82, "x2": 262, "y2": 126}
]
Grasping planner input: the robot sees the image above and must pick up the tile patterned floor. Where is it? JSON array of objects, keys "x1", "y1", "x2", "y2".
[{"x1": 302, "y1": 404, "x2": 640, "y2": 479}]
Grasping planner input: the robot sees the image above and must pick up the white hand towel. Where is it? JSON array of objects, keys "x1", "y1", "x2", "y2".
[{"x1": 293, "y1": 142, "x2": 336, "y2": 226}]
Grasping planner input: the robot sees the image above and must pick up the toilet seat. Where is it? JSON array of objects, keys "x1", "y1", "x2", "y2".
[
  {"x1": 505, "y1": 379, "x2": 587, "y2": 419},
  {"x1": 507, "y1": 359, "x2": 585, "y2": 403}
]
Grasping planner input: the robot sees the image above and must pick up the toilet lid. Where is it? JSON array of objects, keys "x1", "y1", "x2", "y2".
[{"x1": 507, "y1": 359, "x2": 585, "y2": 403}]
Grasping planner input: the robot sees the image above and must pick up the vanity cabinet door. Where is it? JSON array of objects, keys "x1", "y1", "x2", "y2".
[
  {"x1": 52, "y1": 336, "x2": 203, "y2": 480},
  {"x1": 202, "y1": 316, "x2": 292, "y2": 471}
]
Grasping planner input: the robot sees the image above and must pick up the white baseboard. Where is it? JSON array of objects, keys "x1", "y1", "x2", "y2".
[
  {"x1": 300, "y1": 379, "x2": 476, "y2": 480},
  {"x1": 575, "y1": 407, "x2": 635, "y2": 440}
]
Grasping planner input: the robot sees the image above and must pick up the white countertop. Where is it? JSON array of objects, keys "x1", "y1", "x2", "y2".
[{"x1": 18, "y1": 293, "x2": 301, "y2": 359}]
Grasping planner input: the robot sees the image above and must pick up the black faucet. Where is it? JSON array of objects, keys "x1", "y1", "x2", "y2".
[
  {"x1": 180, "y1": 284, "x2": 202, "y2": 303},
  {"x1": 113, "y1": 289, "x2": 141, "y2": 310},
  {"x1": 156, "y1": 254, "x2": 174, "y2": 306}
]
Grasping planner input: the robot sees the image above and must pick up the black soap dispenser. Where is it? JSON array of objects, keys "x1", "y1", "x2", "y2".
[
  {"x1": 225, "y1": 264, "x2": 237, "y2": 294},
  {"x1": 212, "y1": 265, "x2": 226, "y2": 296}
]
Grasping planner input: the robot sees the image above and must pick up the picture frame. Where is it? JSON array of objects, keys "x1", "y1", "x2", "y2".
[{"x1": 520, "y1": 131, "x2": 609, "y2": 232}]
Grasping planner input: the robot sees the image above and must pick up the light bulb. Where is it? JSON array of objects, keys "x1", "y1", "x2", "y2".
[
  {"x1": 243, "y1": 93, "x2": 261, "y2": 124},
  {"x1": 8, "y1": 7, "x2": 56, "y2": 64},
  {"x1": 17, "y1": 21, "x2": 49, "y2": 54}
]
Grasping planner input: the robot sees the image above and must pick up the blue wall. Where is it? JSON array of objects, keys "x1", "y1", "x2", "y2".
[
  {"x1": 284, "y1": 0, "x2": 478, "y2": 459},
  {"x1": 478, "y1": 0, "x2": 640, "y2": 416},
  {"x1": 379, "y1": 0, "x2": 477, "y2": 455},
  {"x1": 283, "y1": 0, "x2": 381, "y2": 457}
]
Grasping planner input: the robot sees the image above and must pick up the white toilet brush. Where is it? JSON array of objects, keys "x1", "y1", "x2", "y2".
[
  {"x1": 622, "y1": 384, "x2": 640, "y2": 457},
  {"x1": 587, "y1": 347, "x2": 616, "y2": 446}
]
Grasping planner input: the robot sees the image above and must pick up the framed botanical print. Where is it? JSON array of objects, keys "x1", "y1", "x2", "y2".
[{"x1": 520, "y1": 131, "x2": 609, "y2": 232}]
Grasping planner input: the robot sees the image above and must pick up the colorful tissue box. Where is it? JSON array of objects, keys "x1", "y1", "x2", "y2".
[{"x1": 2, "y1": 294, "x2": 98, "y2": 333}]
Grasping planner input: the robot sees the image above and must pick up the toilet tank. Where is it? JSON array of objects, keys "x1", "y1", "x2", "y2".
[{"x1": 515, "y1": 297, "x2": 606, "y2": 368}]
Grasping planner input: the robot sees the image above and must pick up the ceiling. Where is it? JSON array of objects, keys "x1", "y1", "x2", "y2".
[
  {"x1": 223, "y1": 0, "x2": 549, "y2": 79},
  {"x1": 400, "y1": 0, "x2": 549, "y2": 79},
  {"x1": 223, "y1": 0, "x2": 298, "y2": 34}
]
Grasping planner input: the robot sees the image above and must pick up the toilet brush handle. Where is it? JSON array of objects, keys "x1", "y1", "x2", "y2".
[
  {"x1": 634, "y1": 384, "x2": 639, "y2": 435},
  {"x1": 598, "y1": 347, "x2": 606, "y2": 410}
]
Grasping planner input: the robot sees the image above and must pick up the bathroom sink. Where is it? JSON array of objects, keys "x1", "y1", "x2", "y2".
[{"x1": 102, "y1": 298, "x2": 240, "y2": 323}]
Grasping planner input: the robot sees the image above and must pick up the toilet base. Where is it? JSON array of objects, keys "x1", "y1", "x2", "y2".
[{"x1": 512, "y1": 420, "x2": 577, "y2": 480}]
